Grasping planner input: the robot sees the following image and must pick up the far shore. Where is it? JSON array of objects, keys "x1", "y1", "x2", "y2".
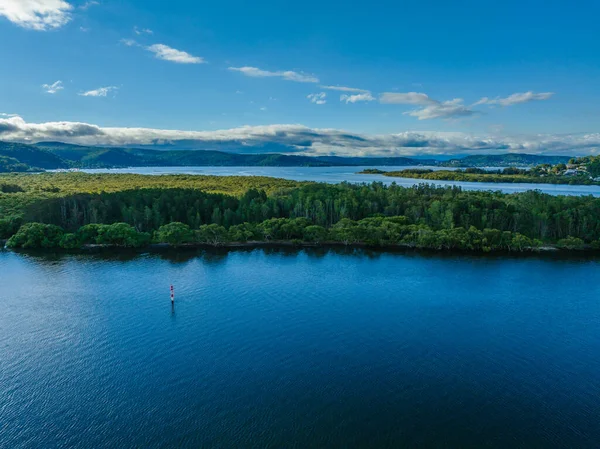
[{"x1": 5, "y1": 238, "x2": 592, "y2": 255}]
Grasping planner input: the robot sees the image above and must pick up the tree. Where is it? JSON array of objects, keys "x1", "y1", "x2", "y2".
[
  {"x1": 77, "y1": 224, "x2": 104, "y2": 244},
  {"x1": 556, "y1": 236, "x2": 585, "y2": 250},
  {"x1": 156, "y1": 222, "x2": 194, "y2": 245},
  {"x1": 228, "y1": 223, "x2": 258, "y2": 242},
  {"x1": 7, "y1": 223, "x2": 64, "y2": 248},
  {"x1": 302, "y1": 225, "x2": 328, "y2": 243},
  {"x1": 196, "y1": 224, "x2": 228, "y2": 246},
  {"x1": 96, "y1": 223, "x2": 150, "y2": 247},
  {"x1": 0, "y1": 215, "x2": 23, "y2": 239},
  {"x1": 59, "y1": 233, "x2": 81, "y2": 249}
]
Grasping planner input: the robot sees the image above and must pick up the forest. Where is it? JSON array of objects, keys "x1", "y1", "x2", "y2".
[{"x1": 1, "y1": 172, "x2": 599, "y2": 252}]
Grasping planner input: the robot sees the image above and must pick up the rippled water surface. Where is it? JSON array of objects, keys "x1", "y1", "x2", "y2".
[{"x1": 1, "y1": 249, "x2": 600, "y2": 448}]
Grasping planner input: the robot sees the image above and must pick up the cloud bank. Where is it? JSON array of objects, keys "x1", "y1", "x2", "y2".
[
  {"x1": 1, "y1": 114, "x2": 599, "y2": 157},
  {"x1": 0, "y1": 0, "x2": 73, "y2": 31}
]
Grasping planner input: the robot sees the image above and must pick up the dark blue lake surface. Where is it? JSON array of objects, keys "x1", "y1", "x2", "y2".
[{"x1": 2, "y1": 248, "x2": 600, "y2": 448}]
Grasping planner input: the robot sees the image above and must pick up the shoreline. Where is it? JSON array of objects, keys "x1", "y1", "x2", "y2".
[
  {"x1": 358, "y1": 170, "x2": 600, "y2": 187},
  {"x1": 5, "y1": 239, "x2": 595, "y2": 255}
]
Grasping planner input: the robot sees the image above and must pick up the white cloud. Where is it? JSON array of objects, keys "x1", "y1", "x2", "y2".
[
  {"x1": 380, "y1": 91, "x2": 476, "y2": 120},
  {"x1": 474, "y1": 91, "x2": 555, "y2": 106},
  {"x1": 0, "y1": 0, "x2": 73, "y2": 31},
  {"x1": 308, "y1": 92, "x2": 327, "y2": 105},
  {"x1": 134, "y1": 26, "x2": 153, "y2": 35},
  {"x1": 79, "y1": 26, "x2": 89, "y2": 32},
  {"x1": 379, "y1": 92, "x2": 437, "y2": 105},
  {"x1": 78, "y1": 86, "x2": 118, "y2": 97},
  {"x1": 320, "y1": 85, "x2": 369, "y2": 93},
  {"x1": 406, "y1": 98, "x2": 476, "y2": 120},
  {"x1": 79, "y1": 0, "x2": 98, "y2": 10},
  {"x1": 228, "y1": 66, "x2": 319, "y2": 83},
  {"x1": 2, "y1": 114, "x2": 599, "y2": 157},
  {"x1": 42, "y1": 80, "x2": 64, "y2": 94},
  {"x1": 121, "y1": 41, "x2": 204, "y2": 64},
  {"x1": 341, "y1": 93, "x2": 375, "y2": 104},
  {"x1": 146, "y1": 44, "x2": 205, "y2": 64}
]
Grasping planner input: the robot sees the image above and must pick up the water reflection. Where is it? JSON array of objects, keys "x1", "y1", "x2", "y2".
[{"x1": 7, "y1": 245, "x2": 600, "y2": 268}]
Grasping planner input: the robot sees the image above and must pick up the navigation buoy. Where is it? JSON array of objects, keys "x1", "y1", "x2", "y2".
[{"x1": 170, "y1": 285, "x2": 174, "y2": 303}]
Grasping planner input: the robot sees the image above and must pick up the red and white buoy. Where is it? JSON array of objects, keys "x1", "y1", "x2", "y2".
[{"x1": 170, "y1": 285, "x2": 174, "y2": 303}]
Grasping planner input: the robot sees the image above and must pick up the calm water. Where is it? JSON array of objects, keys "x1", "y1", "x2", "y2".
[
  {"x1": 1, "y1": 248, "x2": 600, "y2": 448},
  {"x1": 80, "y1": 166, "x2": 600, "y2": 196}
]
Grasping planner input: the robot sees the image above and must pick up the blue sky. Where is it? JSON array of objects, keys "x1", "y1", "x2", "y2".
[{"x1": 1, "y1": 0, "x2": 599, "y2": 156}]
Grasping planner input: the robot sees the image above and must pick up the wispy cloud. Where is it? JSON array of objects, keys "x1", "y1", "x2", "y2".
[
  {"x1": 120, "y1": 38, "x2": 137, "y2": 46},
  {"x1": 380, "y1": 92, "x2": 476, "y2": 120},
  {"x1": 474, "y1": 91, "x2": 555, "y2": 107},
  {"x1": 146, "y1": 44, "x2": 205, "y2": 64},
  {"x1": 78, "y1": 86, "x2": 118, "y2": 97},
  {"x1": 228, "y1": 66, "x2": 319, "y2": 83},
  {"x1": 379, "y1": 92, "x2": 437, "y2": 105},
  {"x1": 308, "y1": 92, "x2": 327, "y2": 105},
  {"x1": 0, "y1": 0, "x2": 73, "y2": 31},
  {"x1": 320, "y1": 85, "x2": 369, "y2": 93},
  {"x1": 341, "y1": 93, "x2": 375, "y2": 104},
  {"x1": 42, "y1": 80, "x2": 64, "y2": 94},
  {"x1": 121, "y1": 39, "x2": 204, "y2": 64},
  {"x1": 1, "y1": 114, "x2": 599, "y2": 157},
  {"x1": 133, "y1": 26, "x2": 153, "y2": 35},
  {"x1": 406, "y1": 99, "x2": 476, "y2": 120},
  {"x1": 79, "y1": 0, "x2": 99, "y2": 10}
]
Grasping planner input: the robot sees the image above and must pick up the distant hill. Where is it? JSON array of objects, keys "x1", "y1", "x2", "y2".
[
  {"x1": 29, "y1": 142, "x2": 437, "y2": 168},
  {"x1": 0, "y1": 155, "x2": 35, "y2": 173},
  {"x1": 441, "y1": 153, "x2": 572, "y2": 167},
  {"x1": 314, "y1": 155, "x2": 438, "y2": 166},
  {"x1": 0, "y1": 141, "x2": 578, "y2": 172},
  {"x1": 0, "y1": 142, "x2": 68, "y2": 169}
]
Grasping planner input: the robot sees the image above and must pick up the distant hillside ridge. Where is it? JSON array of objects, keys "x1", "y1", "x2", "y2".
[
  {"x1": 0, "y1": 141, "x2": 576, "y2": 171},
  {"x1": 441, "y1": 153, "x2": 571, "y2": 167}
]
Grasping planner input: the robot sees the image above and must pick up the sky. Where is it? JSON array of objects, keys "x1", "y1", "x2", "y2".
[{"x1": 1, "y1": 0, "x2": 600, "y2": 156}]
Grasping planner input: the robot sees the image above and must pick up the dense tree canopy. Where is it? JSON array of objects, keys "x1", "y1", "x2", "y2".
[{"x1": 2, "y1": 172, "x2": 600, "y2": 251}]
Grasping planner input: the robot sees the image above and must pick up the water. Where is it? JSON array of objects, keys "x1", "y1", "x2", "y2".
[
  {"x1": 1, "y1": 248, "x2": 600, "y2": 448},
  {"x1": 78, "y1": 166, "x2": 600, "y2": 196}
]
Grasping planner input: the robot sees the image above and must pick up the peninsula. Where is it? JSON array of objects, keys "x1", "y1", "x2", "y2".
[
  {"x1": 1, "y1": 172, "x2": 597, "y2": 253},
  {"x1": 359, "y1": 156, "x2": 600, "y2": 186}
]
